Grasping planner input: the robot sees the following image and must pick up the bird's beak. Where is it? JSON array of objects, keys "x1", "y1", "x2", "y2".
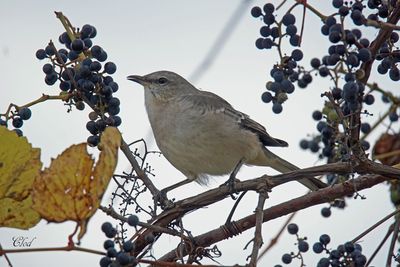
[{"x1": 127, "y1": 75, "x2": 148, "y2": 86}]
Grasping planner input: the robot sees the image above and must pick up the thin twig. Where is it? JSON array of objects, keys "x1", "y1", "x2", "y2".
[
  {"x1": 352, "y1": 208, "x2": 400, "y2": 243},
  {"x1": 257, "y1": 212, "x2": 296, "y2": 260},
  {"x1": 386, "y1": 215, "x2": 400, "y2": 266},
  {"x1": 99, "y1": 205, "x2": 181, "y2": 237},
  {"x1": 0, "y1": 245, "x2": 105, "y2": 256},
  {"x1": 225, "y1": 191, "x2": 247, "y2": 224},
  {"x1": 365, "y1": 223, "x2": 394, "y2": 267}
]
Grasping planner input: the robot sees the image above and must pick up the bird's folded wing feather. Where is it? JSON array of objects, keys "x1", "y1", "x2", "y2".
[{"x1": 177, "y1": 91, "x2": 288, "y2": 147}]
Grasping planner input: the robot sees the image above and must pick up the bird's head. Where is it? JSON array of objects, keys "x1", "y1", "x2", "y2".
[{"x1": 127, "y1": 70, "x2": 196, "y2": 100}]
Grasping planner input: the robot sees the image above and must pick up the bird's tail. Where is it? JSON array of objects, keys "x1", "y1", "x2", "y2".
[{"x1": 262, "y1": 149, "x2": 326, "y2": 191}]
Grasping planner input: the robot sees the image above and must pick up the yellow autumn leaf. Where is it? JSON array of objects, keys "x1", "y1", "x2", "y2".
[
  {"x1": 32, "y1": 127, "x2": 121, "y2": 240},
  {"x1": 0, "y1": 197, "x2": 41, "y2": 229},
  {"x1": 0, "y1": 126, "x2": 42, "y2": 200},
  {"x1": 0, "y1": 126, "x2": 41, "y2": 229}
]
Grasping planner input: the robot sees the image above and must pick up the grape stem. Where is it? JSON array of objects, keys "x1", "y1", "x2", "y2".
[
  {"x1": 0, "y1": 93, "x2": 71, "y2": 121},
  {"x1": 98, "y1": 205, "x2": 184, "y2": 238}
]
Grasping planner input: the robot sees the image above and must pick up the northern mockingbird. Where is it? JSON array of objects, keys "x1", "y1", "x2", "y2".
[{"x1": 127, "y1": 71, "x2": 325, "y2": 193}]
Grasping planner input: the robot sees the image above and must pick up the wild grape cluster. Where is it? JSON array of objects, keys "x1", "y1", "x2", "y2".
[
  {"x1": 252, "y1": 0, "x2": 400, "y2": 169},
  {"x1": 297, "y1": 0, "x2": 399, "y2": 162},
  {"x1": 274, "y1": 224, "x2": 367, "y2": 267},
  {"x1": 252, "y1": 3, "x2": 310, "y2": 114},
  {"x1": 35, "y1": 23, "x2": 121, "y2": 146},
  {"x1": 312, "y1": 234, "x2": 367, "y2": 267},
  {"x1": 99, "y1": 215, "x2": 140, "y2": 267}
]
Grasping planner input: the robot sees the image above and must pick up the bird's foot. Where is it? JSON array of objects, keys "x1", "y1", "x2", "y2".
[
  {"x1": 221, "y1": 175, "x2": 240, "y2": 200},
  {"x1": 154, "y1": 189, "x2": 175, "y2": 210}
]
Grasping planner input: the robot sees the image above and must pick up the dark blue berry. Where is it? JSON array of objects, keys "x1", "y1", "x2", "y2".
[
  {"x1": 318, "y1": 258, "x2": 330, "y2": 267},
  {"x1": 272, "y1": 102, "x2": 283, "y2": 114},
  {"x1": 289, "y1": 35, "x2": 300, "y2": 46},
  {"x1": 282, "y1": 13, "x2": 295, "y2": 26},
  {"x1": 313, "y1": 242, "x2": 324, "y2": 253},
  {"x1": 127, "y1": 215, "x2": 139, "y2": 227},
  {"x1": 103, "y1": 240, "x2": 114, "y2": 250},
  {"x1": 389, "y1": 67, "x2": 400, "y2": 81},
  {"x1": 87, "y1": 135, "x2": 100, "y2": 147},
  {"x1": 19, "y1": 107, "x2": 32, "y2": 120},
  {"x1": 71, "y1": 39, "x2": 85, "y2": 52},
  {"x1": 123, "y1": 241, "x2": 134, "y2": 252},
  {"x1": 358, "y1": 48, "x2": 372, "y2": 62},
  {"x1": 42, "y1": 63, "x2": 54, "y2": 74},
  {"x1": 116, "y1": 253, "x2": 130, "y2": 265},
  {"x1": 319, "y1": 234, "x2": 331, "y2": 245},
  {"x1": 344, "y1": 241, "x2": 355, "y2": 253},
  {"x1": 287, "y1": 223, "x2": 298, "y2": 235},
  {"x1": 363, "y1": 94, "x2": 374, "y2": 105},
  {"x1": 262, "y1": 92, "x2": 273, "y2": 103},
  {"x1": 45, "y1": 45, "x2": 56, "y2": 56},
  {"x1": 286, "y1": 25, "x2": 297, "y2": 36},
  {"x1": 107, "y1": 247, "x2": 118, "y2": 258},
  {"x1": 99, "y1": 257, "x2": 112, "y2": 267},
  {"x1": 263, "y1": 13, "x2": 275, "y2": 25},
  {"x1": 80, "y1": 24, "x2": 94, "y2": 39},
  {"x1": 298, "y1": 240, "x2": 309, "y2": 252},
  {"x1": 36, "y1": 49, "x2": 47, "y2": 60},
  {"x1": 310, "y1": 58, "x2": 321, "y2": 69},
  {"x1": 251, "y1": 6, "x2": 262, "y2": 18},
  {"x1": 260, "y1": 26, "x2": 271, "y2": 37},
  {"x1": 309, "y1": 141, "x2": 319, "y2": 153},
  {"x1": 291, "y1": 49, "x2": 303, "y2": 61},
  {"x1": 12, "y1": 117, "x2": 23, "y2": 128},
  {"x1": 339, "y1": 6, "x2": 349, "y2": 16},
  {"x1": 360, "y1": 123, "x2": 371, "y2": 134},
  {"x1": 300, "y1": 139, "x2": 308, "y2": 150},
  {"x1": 45, "y1": 72, "x2": 58, "y2": 85},
  {"x1": 281, "y1": 253, "x2": 292, "y2": 264},
  {"x1": 326, "y1": 16, "x2": 337, "y2": 27},
  {"x1": 263, "y1": 3, "x2": 275, "y2": 14},
  {"x1": 104, "y1": 62, "x2": 117, "y2": 74},
  {"x1": 106, "y1": 116, "x2": 122, "y2": 127},
  {"x1": 321, "y1": 207, "x2": 331, "y2": 217},
  {"x1": 101, "y1": 222, "x2": 113, "y2": 233},
  {"x1": 312, "y1": 110, "x2": 323, "y2": 121},
  {"x1": 332, "y1": 0, "x2": 343, "y2": 8},
  {"x1": 389, "y1": 112, "x2": 399, "y2": 122}
]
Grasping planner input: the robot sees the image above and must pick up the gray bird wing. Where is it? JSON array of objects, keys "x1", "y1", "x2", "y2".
[{"x1": 177, "y1": 91, "x2": 288, "y2": 147}]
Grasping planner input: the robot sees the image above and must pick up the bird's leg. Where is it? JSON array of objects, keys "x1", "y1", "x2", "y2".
[
  {"x1": 159, "y1": 178, "x2": 193, "y2": 197},
  {"x1": 222, "y1": 158, "x2": 245, "y2": 196},
  {"x1": 155, "y1": 179, "x2": 194, "y2": 210}
]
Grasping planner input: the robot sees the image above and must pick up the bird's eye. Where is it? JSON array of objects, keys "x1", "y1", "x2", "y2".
[{"x1": 158, "y1": 77, "x2": 168, "y2": 85}]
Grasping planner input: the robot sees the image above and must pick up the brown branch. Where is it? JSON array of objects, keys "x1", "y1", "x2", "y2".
[
  {"x1": 248, "y1": 191, "x2": 268, "y2": 267},
  {"x1": 158, "y1": 174, "x2": 387, "y2": 262},
  {"x1": 134, "y1": 160, "x2": 400, "y2": 257},
  {"x1": 139, "y1": 258, "x2": 243, "y2": 267}
]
